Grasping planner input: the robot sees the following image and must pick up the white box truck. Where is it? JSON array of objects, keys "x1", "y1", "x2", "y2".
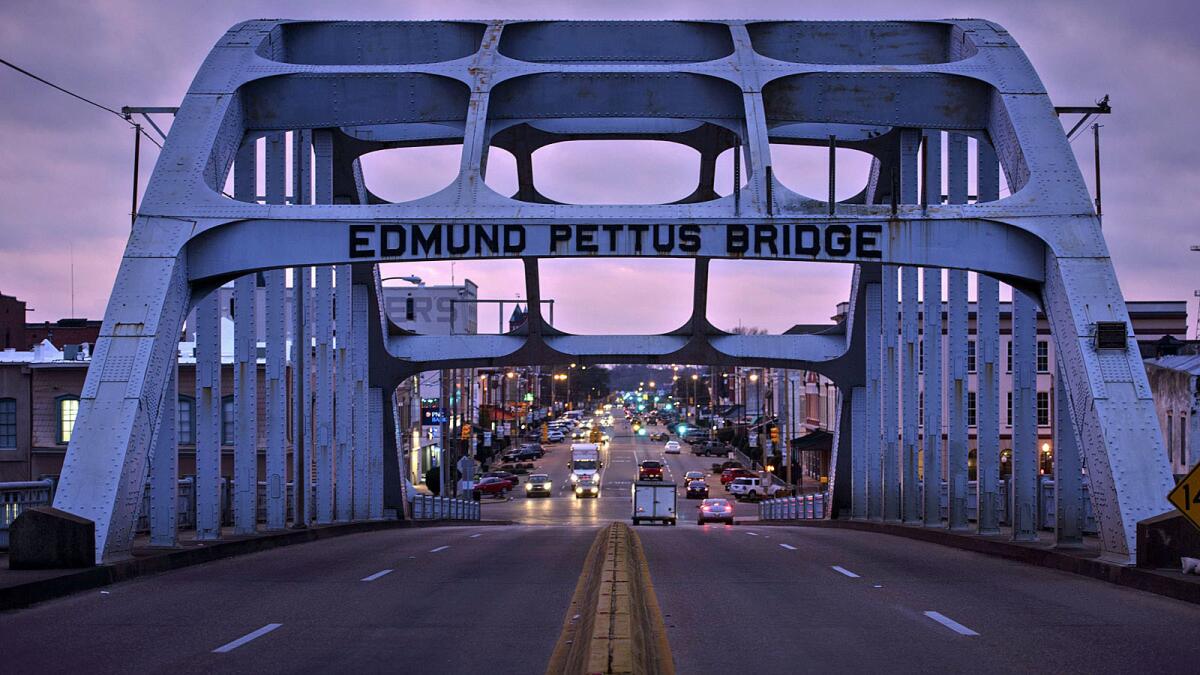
[
  {"x1": 632, "y1": 481, "x2": 677, "y2": 526},
  {"x1": 568, "y1": 443, "x2": 601, "y2": 484}
]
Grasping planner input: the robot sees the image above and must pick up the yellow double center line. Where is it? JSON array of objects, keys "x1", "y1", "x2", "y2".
[{"x1": 546, "y1": 523, "x2": 674, "y2": 675}]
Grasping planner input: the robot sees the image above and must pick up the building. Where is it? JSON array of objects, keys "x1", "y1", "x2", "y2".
[
  {"x1": 1144, "y1": 353, "x2": 1199, "y2": 476},
  {"x1": 0, "y1": 290, "x2": 102, "y2": 350}
]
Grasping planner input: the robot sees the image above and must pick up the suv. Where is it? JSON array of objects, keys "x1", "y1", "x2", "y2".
[
  {"x1": 638, "y1": 460, "x2": 665, "y2": 481},
  {"x1": 727, "y1": 476, "x2": 784, "y2": 501},
  {"x1": 692, "y1": 440, "x2": 730, "y2": 457}
]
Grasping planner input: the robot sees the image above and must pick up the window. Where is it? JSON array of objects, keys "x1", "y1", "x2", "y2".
[
  {"x1": 1036, "y1": 340, "x2": 1049, "y2": 373},
  {"x1": 405, "y1": 296, "x2": 415, "y2": 321},
  {"x1": 967, "y1": 340, "x2": 976, "y2": 374},
  {"x1": 1037, "y1": 391, "x2": 1050, "y2": 427},
  {"x1": 221, "y1": 396, "x2": 235, "y2": 446},
  {"x1": 918, "y1": 391, "x2": 924, "y2": 425},
  {"x1": 1006, "y1": 391, "x2": 1013, "y2": 427},
  {"x1": 967, "y1": 391, "x2": 977, "y2": 428},
  {"x1": 0, "y1": 398, "x2": 15, "y2": 448},
  {"x1": 1168, "y1": 412, "x2": 1174, "y2": 463},
  {"x1": 1006, "y1": 340, "x2": 1013, "y2": 373},
  {"x1": 1182, "y1": 415, "x2": 1188, "y2": 466},
  {"x1": 918, "y1": 339, "x2": 924, "y2": 373},
  {"x1": 178, "y1": 396, "x2": 196, "y2": 445},
  {"x1": 57, "y1": 395, "x2": 80, "y2": 445}
]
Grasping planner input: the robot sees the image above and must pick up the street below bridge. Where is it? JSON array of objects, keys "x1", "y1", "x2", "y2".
[{"x1": 3, "y1": 421, "x2": 1200, "y2": 672}]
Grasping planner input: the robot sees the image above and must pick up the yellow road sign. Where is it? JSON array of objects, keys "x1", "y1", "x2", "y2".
[{"x1": 1167, "y1": 462, "x2": 1200, "y2": 531}]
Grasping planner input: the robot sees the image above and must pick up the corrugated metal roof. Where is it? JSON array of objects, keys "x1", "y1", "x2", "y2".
[{"x1": 1146, "y1": 354, "x2": 1200, "y2": 376}]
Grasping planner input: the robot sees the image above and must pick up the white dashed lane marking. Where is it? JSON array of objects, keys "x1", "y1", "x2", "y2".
[
  {"x1": 924, "y1": 611, "x2": 980, "y2": 636},
  {"x1": 832, "y1": 566, "x2": 860, "y2": 578},
  {"x1": 213, "y1": 624, "x2": 282, "y2": 653},
  {"x1": 360, "y1": 569, "x2": 393, "y2": 582},
  {"x1": 430, "y1": 546, "x2": 450, "y2": 553}
]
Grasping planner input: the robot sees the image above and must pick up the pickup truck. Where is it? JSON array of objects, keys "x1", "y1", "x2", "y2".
[
  {"x1": 726, "y1": 476, "x2": 786, "y2": 501},
  {"x1": 691, "y1": 440, "x2": 731, "y2": 457}
]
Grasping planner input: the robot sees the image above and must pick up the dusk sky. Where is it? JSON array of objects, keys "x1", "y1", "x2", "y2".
[{"x1": 2, "y1": 1, "x2": 1197, "y2": 337}]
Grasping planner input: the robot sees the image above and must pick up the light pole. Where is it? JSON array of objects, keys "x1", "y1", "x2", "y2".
[
  {"x1": 691, "y1": 373, "x2": 699, "y2": 421},
  {"x1": 749, "y1": 370, "x2": 760, "y2": 469}
]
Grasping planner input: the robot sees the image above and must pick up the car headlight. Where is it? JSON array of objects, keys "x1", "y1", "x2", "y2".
[{"x1": 590, "y1": 488, "x2": 598, "y2": 493}]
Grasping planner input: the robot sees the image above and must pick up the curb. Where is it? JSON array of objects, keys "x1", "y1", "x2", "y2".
[
  {"x1": 1, "y1": 518, "x2": 511, "y2": 611},
  {"x1": 755, "y1": 519, "x2": 1200, "y2": 605}
]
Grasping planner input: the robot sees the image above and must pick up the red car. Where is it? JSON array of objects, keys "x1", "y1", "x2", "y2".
[
  {"x1": 721, "y1": 468, "x2": 756, "y2": 487},
  {"x1": 638, "y1": 460, "x2": 664, "y2": 481},
  {"x1": 473, "y1": 476, "x2": 514, "y2": 498}
]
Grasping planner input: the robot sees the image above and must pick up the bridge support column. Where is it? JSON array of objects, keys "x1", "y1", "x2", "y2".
[
  {"x1": 864, "y1": 280, "x2": 882, "y2": 520},
  {"x1": 1054, "y1": 361, "x2": 1085, "y2": 547},
  {"x1": 352, "y1": 283, "x2": 371, "y2": 519},
  {"x1": 291, "y1": 129, "x2": 313, "y2": 527},
  {"x1": 264, "y1": 132, "x2": 287, "y2": 531},
  {"x1": 1011, "y1": 289, "x2": 1039, "y2": 542},
  {"x1": 901, "y1": 268, "x2": 920, "y2": 524},
  {"x1": 922, "y1": 268, "x2": 943, "y2": 527},
  {"x1": 946, "y1": 133, "x2": 970, "y2": 531},
  {"x1": 335, "y1": 265, "x2": 353, "y2": 521},
  {"x1": 313, "y1": 130, "x2": 335, "y2": 525},
  {"x1": 850, "y1": 386, "x2": 867, "y2": 519},
  {"x1": 232, "y1": 140, "x2": 258, "y2": 536},
  {"x1": 195, "y1": 290, "x2": 222, "y2": 541},
  {"x1": 369, "y1": 386, "x2": 385, "y2": 519},
  {"x1": 976, "y1": 140, "x2": 1001, "y2": 535},
  {"x1": 148, "y1": 364, "x2": 178, "y2": 547},
  {"x1": 881, "y1": 265, "x2": 900, "y2": 522},
  {"x1": 893, "y1": 127, "x2": 919, "y2": 523}
]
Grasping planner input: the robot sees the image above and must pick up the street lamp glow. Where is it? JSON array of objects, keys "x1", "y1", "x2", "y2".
[
  {"x1": 691, "y1": 374, "x2": 698, "y2": 381},
  {"x1": 749, "y1": 373, "x2": 759, "y2": 382},
  {"x1": 506, "y1": 371, "x2": 515, "y2": 379},
  {"x1": 649, "y1": 381, "x2": 656, "y2": 388}
]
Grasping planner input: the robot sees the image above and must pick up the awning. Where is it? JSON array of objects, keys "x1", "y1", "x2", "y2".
[{"x1": 789, "y1": 429, "x2": 833, "y2": 452}]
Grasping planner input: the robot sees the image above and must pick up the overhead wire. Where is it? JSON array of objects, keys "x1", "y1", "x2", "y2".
[{"x1": 0, "y1": 56, "x2": 163, "y2": 149}]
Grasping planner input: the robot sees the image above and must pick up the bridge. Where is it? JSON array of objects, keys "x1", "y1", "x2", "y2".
[{"x1": 4, "y1": 18, "x2": 1197, "y2": 672}]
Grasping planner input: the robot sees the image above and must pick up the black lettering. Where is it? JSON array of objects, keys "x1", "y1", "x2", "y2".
[
  {"x1": 856, "y1": 224, "x2": 883, "y2": 259},
  {"x1": 628, "y1": 224, "x2": 650, "y2": 253},
  {"x1": 653, "y1": 225, "x2": 675, "y2": 253},
  {"x1": 781, "y1": 223, "x2": 791, "y2": 255},
  {"x1": 475, "y1": 225, "x2": 498, "y2": 254},
  {"x1": 678, "y1": 225, "x2": 701, "y2": 253},
  {"x1": 577, "y1": 225, "x2": 599, "y2": 253},
  {"x1": 503, "y1": 225, "x2": 525, "y2": 253},
  {"x1": 727, "y1": 224, "x2": 748, "y2": 255},
  {"x1": 825, "y1": 224, "x2": 852, "y2": 256},
  {"x1": 349, "y1": 224, "x2": 374, "y2": 258},
  {"x1": 550, "y1": 224, "x2": 572, "y2": 253},
  {"x1": 795, "y1": 224, "x2": 820, "y2": 256},
  {"x1": 602, "y1": 224, "x2": 623, "y2": 251},
  {"x1": 448, "y1": 224, "x2": 470, "y2": 255},
  {"x1": 413, "y1": 225, "x2": 442, "y2": 257},
  {"x1": 381, "y1": 224, "x2": 405, "y2": 257},
  {"x1": 754, "y1": 225, "x2": 779, "y2": 256}
]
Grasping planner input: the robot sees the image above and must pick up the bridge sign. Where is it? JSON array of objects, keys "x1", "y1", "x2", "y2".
[{"x1": 1167, "y1": 463, "x2": 1200, "y2": 532}]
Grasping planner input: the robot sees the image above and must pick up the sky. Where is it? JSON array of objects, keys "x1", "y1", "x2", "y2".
[{"x1": 1, "y1": 0, "x2": 1197, "y2": 337}]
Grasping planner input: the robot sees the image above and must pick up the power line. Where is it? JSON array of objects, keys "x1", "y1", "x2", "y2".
[{"x1": 0, "y1": 56, "x2": 162, "y2": 149}]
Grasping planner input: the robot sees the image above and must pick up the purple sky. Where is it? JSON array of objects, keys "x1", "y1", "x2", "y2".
[{"x1": 2, "y1": 1, "x2": 1197, "y2": 336}]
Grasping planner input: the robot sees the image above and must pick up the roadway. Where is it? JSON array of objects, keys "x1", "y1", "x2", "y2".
[{"x1": 3, "y1": 417, "x2": 1200, "y2": 671}]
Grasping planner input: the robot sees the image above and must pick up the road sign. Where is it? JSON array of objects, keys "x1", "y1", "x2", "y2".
[
  {"x1": 483, "y1": 432, "x2": 492, "y2": 447},
  {"x1": 1167, "y1": 462, "x2": 1200, "y2": 531}
]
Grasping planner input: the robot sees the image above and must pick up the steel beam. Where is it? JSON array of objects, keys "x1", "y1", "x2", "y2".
[
  {"x1": 313, "y1": 130, "x2": 335, "y2": 525},
  {"x1": 369, "y1": 386, "x2": 385, "y2": 519},
  {"x1": 890, "y1": 128, "x2": 918, "y2": 523},
  {"x1": 976, "y1": 140, "x2": 1002, "y2": 535},
  {"x1": 264, "y1": 132, "x2": 287, "y2": 530},
  {"x1": 335, "y1": 265, "x2": 353, "y2": 521},
  {"x1": 864, "y1": 280, "x2": 882, "y2": 520},
  {"x1": 922, "y1": 269, "x2": 943, "y2": 527},
  {"x1": 946, "y1": 133, "x2": 969, "y2": 531},
  {"x1": 148, "y1": 364, "x2": 178, "y2": 547},
  {"x1": 195, "y1": 290, "x2": 221, "y2": 541},
  {"x1": 233, "y1": 140, "x2": 258, "y2": 536},
  {"x1": 850, "y1": 385, "x2": 867, "y2": 520},
  {"x1": 1011, "y1": 289, "x2": 1039, "y2": 542},
  {"x1": 1054, "y1": 361, "x2": 1085, "y2": 547},
  {"x1": 352, "y1": 283, "x2": 371, "y2": 519}
]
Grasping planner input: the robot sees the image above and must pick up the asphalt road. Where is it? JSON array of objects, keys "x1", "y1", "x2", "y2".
[{"x1": 4, "y1": 416, "x2": 1200, "y2": 672}]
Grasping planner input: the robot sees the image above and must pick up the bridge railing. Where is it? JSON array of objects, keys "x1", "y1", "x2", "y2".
[
  {"x1": 758, "y1": 479, "x2": 1098, "y2": 534},
  {"x1": 0, "y1": 479, "x2": 55, "y2": 548},
  {"x1": 410, "y1": 494, "x2": 480, "y2": 521}
]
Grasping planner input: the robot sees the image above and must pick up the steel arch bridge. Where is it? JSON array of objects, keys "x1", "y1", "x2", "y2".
[{"x1": 54, "y1": 19, "x2": 1172, "y2": 564}]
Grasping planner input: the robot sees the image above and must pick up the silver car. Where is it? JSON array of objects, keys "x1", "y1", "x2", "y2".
[{"x1": 697, "y1": 498, "x2": 734, "y2": 525}]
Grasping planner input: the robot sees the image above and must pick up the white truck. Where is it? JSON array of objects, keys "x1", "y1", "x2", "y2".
[
  {"x1": 727, "y1": 475, "x2": 787, "y2": 501},
  {"x1": 568, "y1": 443, "x2": 601, "y2": 484},
  {"x1": 632, "y1": 481, "x2": 677, "y2": 526}
]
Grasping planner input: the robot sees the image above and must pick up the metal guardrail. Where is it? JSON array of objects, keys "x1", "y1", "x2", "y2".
[
  {"x1": 0, "y1": 479, "x2": 55, "y2": 547},
  {"x1": 410, "y1": 494, "x2": 481, "y2": 521},
  {"x1": 759, "y1": 479, "x2": 1098, "y2": 534}
]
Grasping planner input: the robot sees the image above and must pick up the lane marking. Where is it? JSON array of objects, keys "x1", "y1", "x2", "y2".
[
  {"x1": 831, "y1": 566, "x2": 860, "y2": 578},
  {"x1": 779, "y1": 543, "x2": 797, "y2": 550},
  {"x1": 924, "y1": 611, "x2": 980, "y2": 636},
  {"x1": 469, "y1": 533, "x2": 482, "y2": 538},
  {"x1": 745, "y1": 531, "x2": 759, "y2": 536},
  {"x1": 213, "y1": 623, "x2": 282, "y2": 653},
  {"x1": 430, "y1": 545, "x2": 450, "y2": 553},
  {"x1": 360, "y1": 569, "x2": 393, "y2": 582}
]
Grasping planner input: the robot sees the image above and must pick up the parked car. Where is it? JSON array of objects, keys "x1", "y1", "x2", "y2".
[
  {"x1": 473, "y1": 476, "x2": 514, "y2": 498},
  {"x1": 524, "y1": 473, "x2": 552, "y2": 497},
  {"x1": 638, "y1": 460, "x2": 665, "y2": 481},
  {"x1": 663, "y1": 440, "x2": 681, "y2": 454},
  {"x1": 721, "y1": 468, "x2": 757, "y2": 488},
  {"x1": 685, "y1": 480, "x2": 710, "y2": 499},
  {"x1": 696, "y1": 498, "x2": 734, "y2": 525},
  {"x1": 503, "y1": 445, "x2": 544, "y2": 462},
  {"x1": 483, "y1": 470, "x2": 520, "y2": 486},
  {"x1": 692, "y1": 440, "x2": 730, "y2": 457},
  {"x1": 712, "y1": 460, "x2": 743, "y2": 474},
  {"x1": 574, "y1": 474, "x2": 600, "y2": 498}
]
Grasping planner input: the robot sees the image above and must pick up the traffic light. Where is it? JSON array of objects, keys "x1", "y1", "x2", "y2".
[
  {"x1": 461, "y1": 423, "x2": 472, "y2": 440},
  {"x1": 770, "y1": 427, "x2": 780, "y2": 444}
]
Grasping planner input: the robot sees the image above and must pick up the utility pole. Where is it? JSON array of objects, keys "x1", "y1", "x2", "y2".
[{"x1": 1192, "y1": 245, "x2": 1200, "y2": 340}]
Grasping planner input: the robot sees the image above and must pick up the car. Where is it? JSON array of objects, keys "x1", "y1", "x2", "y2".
[
  {"x1": 473, "y1": 476, "x2": 514, "y2": 498},
  {"x1": 697, "y1": 498, "x2": 734, "y2": 525},
  {"x1": 684, "y1": 470, "x2": 706, "y2": 484},
  {"x1": 524, "y1": 473, "x2": 552, "y2": 497},
  {"x1": 546, "y1": 430, "x2": 565, "y2": 443},
  {"x1": 681, "y1": 428, "x2": 708, "y2": 444},
  {"x1": 692, "y1": 440, "x2": 730, "y2": 457},
  {"x1": 574, "y1": 474, "x2": 600, "y2": 498},
  {"x1": 727, "y1": 476, "x2": 786, "y2": 501},
  {"x1": 483, "y1": 470, "x2": 520, "y2": 486},
  {"x1": 685, "y1": 480, "x2": 710, "y2": 499},
  {"x1": 638, "y1": 460, "x2": 665, "y2": 481},
  {"x1": 649, "y1": 431, "x2": 670, "y2": 442},
  {"x1": 504, "y1": 445, "x2": 544, "y2": 462},
  {"x1": 663, "y1": 440, "x2": 681, "y2": 454},
  {"x1": 721, "y1": 468, "x2": 757, "y2": 487},
  {"x1": 712, "y1": 460, "x2": 744, "y2": 474}
]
